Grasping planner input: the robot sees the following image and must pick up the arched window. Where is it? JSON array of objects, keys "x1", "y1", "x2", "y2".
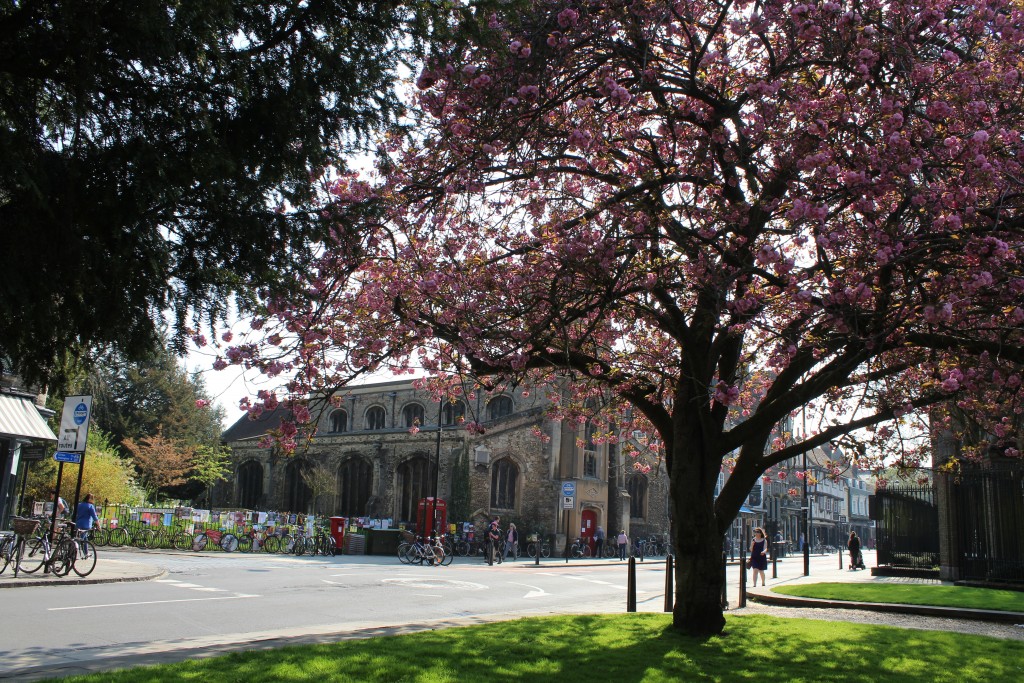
[
  {"x1": 627, "y1": 474, "x2": 648, "y2": 519},
  {"x1": 442, "y1": 400, "x2": 466, "y2": 426},
  {"x1": 238, "y1": 461, "x2": 263, "y2": 509},
  {"x1": 365, "y1": 406, "x2": 386, "y2": 430},
  {"x1": 284, "y1": 460, "x2": 313, "y2": 513},
  {"x1": 328, "y1": 409, "x2": 348, "y2": 433},
  {"x1": 487, "y1": 395, "x2": 514, "y2": 421},
  {"x1": 402, "y1": 403, "x2": 425, "y2": 428},
  {"x1": 396, "y1": 456, "x2": 431, "y2": 523},
  {"x1": 490, "y1": 458, "x2": 519, "y2": 509},
  {"x1": 336, "y1": 457, "x2": 373, "y2": 517}
]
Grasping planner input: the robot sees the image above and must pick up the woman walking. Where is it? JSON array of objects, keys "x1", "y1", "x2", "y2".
[{"x1": 748, "y1": 527, "x2": 769, "y2": 587}]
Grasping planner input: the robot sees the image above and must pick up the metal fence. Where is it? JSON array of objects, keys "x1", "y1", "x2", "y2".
[
  {"x1": 871, "y1": 486, "x2": 939, "y2": 569},
  {"x1": 945, "y1": 466, "x2": 1024, "y2": 584}
]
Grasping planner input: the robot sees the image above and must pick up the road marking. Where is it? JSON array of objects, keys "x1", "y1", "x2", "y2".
[
  {"x1": 48, "y1": 595, "x2": 261, "y2": 611},
  {"x1": 507, "y1": 582, "x2": 549, "y2": 599},
  {"x1": 381, "y1": 578, "x2": 487, "y2": 591}
]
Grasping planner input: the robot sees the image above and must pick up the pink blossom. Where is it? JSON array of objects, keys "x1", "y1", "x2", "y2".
[
  {"x1": 557, "y1": 8, "x2": 579, "y2": 28},
  {"x1": 195, "y1": 399, "x2": 210, "y2": 408}
]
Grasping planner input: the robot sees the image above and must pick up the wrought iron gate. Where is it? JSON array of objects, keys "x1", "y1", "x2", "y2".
[
  {"x1": 945, "y1": 466, "x2": 1024, "y2": 584},
  {"x1": 870, "y1": 486, "x2": 939, "y2": 569}
]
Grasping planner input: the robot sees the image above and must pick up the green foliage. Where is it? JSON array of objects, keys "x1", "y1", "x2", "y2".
[
  {"x1": 24, "y1": 428, "x2": 143, "y2": 507},
  {"x1": 774, "y1": 582, "x2": 1024, "y2": 613},
  {"x1": 190, "y1": 445, "x2": 232, "y2": 490},
  {"x1": 0, "y1": 0, "x2": 458, "y2": 391},
  {"x1": 50, "y1": 614, "x2": 1022, "y2": 683}
]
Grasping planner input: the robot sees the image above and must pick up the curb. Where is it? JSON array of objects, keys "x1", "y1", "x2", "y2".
[
  {"x1": 747, "y1": 590, "x2": 1024, "y2": 624},
  {"x1": 0, "y1": 567, "x2": 166, "y2": 589}
]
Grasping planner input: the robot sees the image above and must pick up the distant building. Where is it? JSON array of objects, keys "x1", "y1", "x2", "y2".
[
  {"x1": 219, "y1": 379, "x2": 671, "y2": 550},
  {"x1": 0, "y1": 369, "x2": 57, "y2": 526}
]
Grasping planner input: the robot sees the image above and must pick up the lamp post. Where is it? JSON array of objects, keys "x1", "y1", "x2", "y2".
[{"x1": 431, "y1": 399, "x2": 442, "y2": 539}]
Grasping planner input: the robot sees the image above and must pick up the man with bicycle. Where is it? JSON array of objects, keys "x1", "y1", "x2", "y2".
[{"x1": 75, "y1": 494, "x2": 99, "y2": 557}]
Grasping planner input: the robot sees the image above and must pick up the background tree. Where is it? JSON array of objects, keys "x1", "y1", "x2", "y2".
[
  {"x1": 83, "y1": 339, "x2": 225, "y2": 453},
  {"x1": 24, "y1": 429, "x2": 143, "y2": 508},
  {"x1": 189, "y1": 444, "x2": 233, "y2": 508},
  {"x1": 300, "y1": 462, "x2": 336, "y2": 516},
  {"x1": 0, "y1": 0, "x2": 465, "y2": 391},
  {"x1": 220, "y1": 0, "x2": 1024, "y2": 636},
  {"x1": 123, "y1": 430, "x2": 195, "y2": 504}
]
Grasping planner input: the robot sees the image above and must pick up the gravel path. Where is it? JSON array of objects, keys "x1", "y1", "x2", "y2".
[{"x1": 731, "y1": 601, "x2": 1024, "y2": 640}]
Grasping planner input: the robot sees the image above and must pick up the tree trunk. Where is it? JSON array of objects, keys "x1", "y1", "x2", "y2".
[{"x1": 670, "y1": 440, "x2": 727, "y2": 636}]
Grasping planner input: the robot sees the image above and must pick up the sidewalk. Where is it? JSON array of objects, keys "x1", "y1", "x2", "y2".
[
  {"x1": 743, "y1": 551, "x2": 1024, "y2": 625},
  {"x1": 0, "y1": 555, "x2": 164, "y2": 588}
]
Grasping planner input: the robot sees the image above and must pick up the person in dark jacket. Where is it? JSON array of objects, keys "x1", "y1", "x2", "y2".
[{"x1": 847, "y1": 531, "x2": 863, "y2": 570}]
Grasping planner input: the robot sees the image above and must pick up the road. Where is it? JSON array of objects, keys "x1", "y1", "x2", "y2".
[{"x1": 1, "y1": 548, "x2": 844, "y2": 679}]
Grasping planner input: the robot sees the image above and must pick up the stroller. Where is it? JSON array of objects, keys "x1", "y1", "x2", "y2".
[{"x1": 848, "y1": 547, "x2": 866, "y2": 570}]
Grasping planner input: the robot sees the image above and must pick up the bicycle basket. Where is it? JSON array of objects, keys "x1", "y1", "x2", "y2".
[
  {"x1": 400, "y1": 529, "x2": 416, "y2": 543},
  {"x1": 11, "y1": 517, "x2": 40, "y2": 535}
]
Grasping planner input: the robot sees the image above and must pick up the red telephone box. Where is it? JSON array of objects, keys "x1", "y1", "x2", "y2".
[
  {"x1": 329, "y1": 517, "x2": 346, "y2": 551},
  {"x1": 417, "y1": 498, "x2": 447, "y2": 537}
]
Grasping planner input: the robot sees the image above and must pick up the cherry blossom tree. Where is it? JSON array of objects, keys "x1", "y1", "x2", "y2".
[{"x1": 213, "y1": 0, "x2": 1024, "y2": 635}]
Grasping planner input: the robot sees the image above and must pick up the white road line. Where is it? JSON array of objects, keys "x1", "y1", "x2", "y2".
[
  {"x1": 507, "y1": 582, "x2": 549, "y2": 599},
  {"x1": 48, "y1": 595, "x2": 262, "y2": 611}
]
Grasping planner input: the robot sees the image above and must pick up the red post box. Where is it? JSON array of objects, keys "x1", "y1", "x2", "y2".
[
  {"x1": 416, "y1": 498, "x2": 447, "y2": 538},
  {"x1": 329, "y1": 516, "x2": 346, "y2": 552}
]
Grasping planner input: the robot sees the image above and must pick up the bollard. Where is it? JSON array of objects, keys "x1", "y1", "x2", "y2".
[
  {"x1": 627, "y1": 556, "x2": 637, "y2": 612},
  {"x1": 839, "y1": 547, "x2": 844, "y2": 570},
  {"x1": 772, "y1": 550, "x2": 778, "y2": 579},
  {"x1": 535, "y1": 543, "x2": 540, "y2": 566},
  {"x1": 487, "y1": 540, "x2": 493, "y2": 566},
  {"x1": 664, "y1": 555, "x2": 674, "y2": 613},
  {"x1": 738, "y1": 555, "x2": 747, "y2": 608},
  {"x1": 720, "y1": 551, "x2": 729, "y2": 609}
]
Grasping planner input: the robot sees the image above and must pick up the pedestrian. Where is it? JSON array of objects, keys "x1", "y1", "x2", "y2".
[
  {"x1": 487, "y1": 516, "x2": 502, "y2": 564},
  {"x1": 57, "y1": 495, "x2": 69, "y2": 517},
  {"x1": 503, "y1": 522, "x2": 518, "y2": 561},
  {"x1": 748, "y1": 527, "x2": 769, "y2": 587},
  {"x1": 617, "y1": 530, "x2": 629, "y2": 560},
  {"x1": 847, "y1": 530, "x2": 863, "y2": 570},
  {"x1": 594, "y1": 526, "x2": 606, "y2": 558},
  {"x1": 75, "y1": 493, "x2": 100, "y2": 557}
]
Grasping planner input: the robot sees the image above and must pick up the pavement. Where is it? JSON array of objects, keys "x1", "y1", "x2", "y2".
[{"x1": 3, "y1": 548, "x2": 1023, "y2": 681}]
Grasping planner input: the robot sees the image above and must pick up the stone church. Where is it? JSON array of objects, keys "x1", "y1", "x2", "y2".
[{"x1": 219, "y1": 379, "x2": 670, "y2": 549}]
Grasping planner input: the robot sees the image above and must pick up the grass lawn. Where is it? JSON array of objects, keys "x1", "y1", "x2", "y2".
[
  {"x1": 49, "y1": 613, "x2": 1021, "y2": 683},
  {"x1": 772, "y1": 582, "x2": 1024, "y2": 612}
]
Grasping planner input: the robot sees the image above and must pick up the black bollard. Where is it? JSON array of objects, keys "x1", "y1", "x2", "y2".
[
  {"x1": 535, "y1": 542, "x2": 540, "y2": 566},
  {"x1": 664, "y1": 555, "x2": 674, "y2": 613},
  {"x1": 721, "y1": 551, "x2": 729, "y2": 609},
  {"x1": 839, "y1": 546, "x2": 844, "y2": 570},
  {"x1": 627, "y1": 556, "x2": 637, "y2": 612},
  {"x1": 772, "y1": 550, "x2": 778, "y2": 579}
]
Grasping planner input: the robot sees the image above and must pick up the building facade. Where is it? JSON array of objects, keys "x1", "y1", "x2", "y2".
[{"x1": 219, "y1": 379, "x2": 671, "y2": 550}]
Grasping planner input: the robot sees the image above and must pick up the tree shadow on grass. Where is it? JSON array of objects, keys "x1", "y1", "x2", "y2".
[{"x1": 56, "y1": 614, "x2": 1021, "y2": 683}]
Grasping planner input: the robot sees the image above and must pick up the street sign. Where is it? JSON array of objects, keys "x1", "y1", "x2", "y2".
[
  {"x1": 20, "y1": 444, "x2": 46, "y2": 461},
  {"x1": 562, "y1": 495, "x2": 575, "y2": 509},
  {"x1": 54, "y1": 451, "x2": 83, "y2": 464},
  {"x1": 561, "y1": 481, "x2": 576, "y2": 497},
  {"x1": 56, "y1": 395, "x2": 92, "y2": 452}
]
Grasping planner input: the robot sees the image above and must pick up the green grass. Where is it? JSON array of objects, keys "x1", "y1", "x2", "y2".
[
  {"x1": 772, "y1": 582, "x2": 1024, "y2": 612},
  {"x1": 48, "y1": 613, "x2": 1022, "y2": 683}
]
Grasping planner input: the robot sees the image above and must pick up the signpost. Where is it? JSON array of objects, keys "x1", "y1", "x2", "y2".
[
  {"x1": 54, "y1": 451, "x2": 83, "y2": 464},
  {"x1": 49, "y1": 396, "x2": 94, "y2": 563},
  {"x1": 562, "y1": 481, "x2": 575, "y2": 562}
]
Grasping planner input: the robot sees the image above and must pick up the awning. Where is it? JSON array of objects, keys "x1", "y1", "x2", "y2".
[
  {"x1": 739, "y1": 506, "x2": 755, "y2": 514},
  {"x1": 0, "y1": 393, "x2": 58, "y2": 441}
]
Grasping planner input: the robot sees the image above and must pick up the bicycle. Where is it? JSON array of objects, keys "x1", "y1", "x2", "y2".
[
  {"x1": 525, "y1": 538, "x2": 552, "y2": 558},
  {"x1": 397, "y1": 532, "x2": 445, "y2": 566},
  {"x1": 569, "y1": 537, "x2": 592, "y2": 558},
  {"x1": 17, "y1": 519, "x2": 77, "y2": 577},
  {"x1": 69, "y1": 530, "x2": 99, "y2": 577},
  {"x1": 192, "y1": 528, "x2": 239, "y2": 552}
]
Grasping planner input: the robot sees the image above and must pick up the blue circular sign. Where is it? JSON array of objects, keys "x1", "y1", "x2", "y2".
[
  {"x1": 561, "y1": 481, "x2": 576, "y2": 496},
  {"x1": 73, "y1": 402, "x2": 89, "y2": 425}
]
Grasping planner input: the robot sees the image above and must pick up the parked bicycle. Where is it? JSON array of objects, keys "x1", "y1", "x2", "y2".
[
  {"x1": 569, "y1": 537, "x2": 592, "y2": 558},
  {"x1": 14, "y1": 518, "x2": 77, "y2": 577},
  {"x1": 525, "y1": 537, "x2": 552, "y2": 559},
  {"x1": 192, "y1": 528, "x2": 239, "y2": 552},
  {"x1": 397, "y1": 531, "x2": 448, "y2": 566}
]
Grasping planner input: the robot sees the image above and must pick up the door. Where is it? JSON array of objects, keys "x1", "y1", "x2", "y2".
[{"x1": 581, "y1": 509, "x2": 597, "y2": 554}]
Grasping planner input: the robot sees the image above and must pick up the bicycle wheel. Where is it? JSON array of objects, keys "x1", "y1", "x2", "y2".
[
  {"x1": 220, "y1": 534, "x2": 239, "y2": 553},
  {"x1": 0, "y1": 536, "x2": 14, "y2": 574},
  {"x1": 263, "y1": 536, "x2": 280, "y2": 553},
  {"x1": 134, "y1": 529, "x2": 155, "y2": 549},
  {"x1": 237, "y1": 535, "x2": 253, "y2": 552},
  {"x1": 107, "y1": 527, "x2": 128, "y2": 548},
  {"x1": 397, "y1": 542, "x2": 413, "y2": 564},
  {"x1": 91, "y1": 528, "x2": 109, "y2": 547},
  {"x1": 291, "y1": 538, "x2": 305, "y2": 555},
  {"x1": 72, "y1": 540, "x2": 98, "y2": 577},
  {"x1": 173, "y1": 531, "x2": 193, "y2": 551},
  {"x1": 541, "y1": 543, "x2": 551, "y2": 558},
  {"x1": 192, "y1": 533, "x2": 209, "y2": 552},
  {"x1": 278, "y1": 534, "x2": 294, "y2": 554},
  {"x1": 455, "y1": 540, "x2": 470, "y2": 557},
  {"x1": 18, "y1": 537, "x2": 47, "y2": 574},
  {"x1": 52, "y1": 539, "x2": 76, "y2": 576},
  {"x1": 440, "y1": 546, "x2": 453, "y2": 566}
]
